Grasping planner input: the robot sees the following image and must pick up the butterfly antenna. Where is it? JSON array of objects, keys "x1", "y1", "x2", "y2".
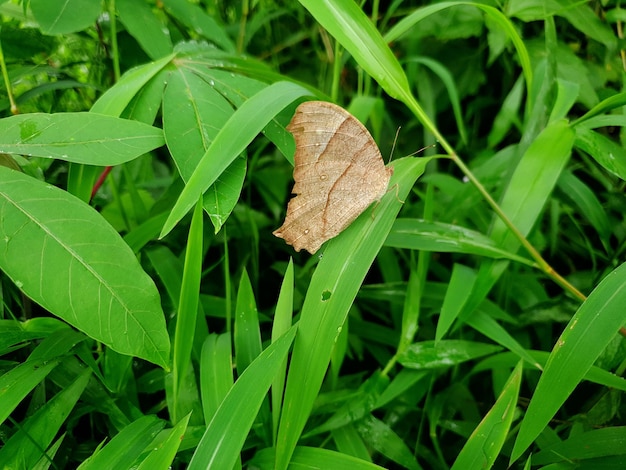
[
  {"x1": 406, "y1": 143, "x2": 437, "y2": 158},
  {"x1": 388, "y1": 126, "x2": 401, "y2": 164}
]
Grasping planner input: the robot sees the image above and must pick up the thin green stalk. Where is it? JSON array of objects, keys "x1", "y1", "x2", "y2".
[
  {"x1": 108, "y1": 0, "x2": 120, "y2": 81},
  {"x1": 223, "y1": 225, "x2": 232, "y2": 334},
  {"x1": 237, "y1": 0, "x2": 249, "y2": 53},
  {"x1": 0, "y1": 30, "x2": 17, "y2": 114},
  {"x1": 401, "y1": 95, "x2": 586, "y2": 303},
  {"x1": 330, "y1": 37, "x2": 342, "y2": 102}
]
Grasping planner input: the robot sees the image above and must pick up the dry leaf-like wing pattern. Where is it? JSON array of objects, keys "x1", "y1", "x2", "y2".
[{"x1": 273, "y1": 101, "x2": 393, "y2": 254}]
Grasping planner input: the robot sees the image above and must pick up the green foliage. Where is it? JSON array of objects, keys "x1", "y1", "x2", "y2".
[{"x1": 0, "y1": 0, "x2": 625, "y2": 469}]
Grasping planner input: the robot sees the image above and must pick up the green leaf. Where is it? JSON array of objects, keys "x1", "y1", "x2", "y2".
[
  {"x1": 117, "y1": 0, "x2": 173, "y2": 60},
  {"x1": 160, "y1": 0, "x2": 235, "y2": 52},
  {"x1": 91, "y1": 56, "x2": 174, "y2": 117},
  {"x1": 436, "y1": 264, "x2": 476, "y2": 341},
  {"x1": 398, "y1": 340, "x2": 502, "y2": 369},
  {"x1": 0, "y1": 113, "x2": 164, "y2": 165},
  {"x1": 275, "y1": 156, "x2": 429, "y2": 470},
  {"x1": 451, "y1": 361, "x2": 522, "y2": 470},
  {"x1": 160, "y1": 81, "x2": 310, "y2": 237},
  {"x1": 172, "y1": 199, "x2": 204, "y2": 414},
  {"x1": 386, "y1": 219, "x2": 534, "y2": 266},
  {"x1": 305, "y1": 373, "x2": 389, "y2": 437},
  {"x1": 188, "y1": 326, "x2": 297, "y2": 469},
  {"x1": 574, "y1": 126, "x2": 626, "y2": 180},
  {"x1": 251, "y1": 446, "x2": 388, "y2": 469},
  {"x1": 0, "y1": 369, "x2": 90, "y2": 467},
  {"x1": 0, "y1": 167, "x2": 170, "y2": 367},
  {"x1": 199, "y1": 334, "x2": 233, "y2": 425},
  {"x1": 0, "y1": 358, "x2": 60, "y2": 426},
  {"x1": 271, "y1": 260, "x2": 294, "y2": 443},
  {"x1": 234, "y1": 269, "x2": 262, "y2": 374},
  {"x1": 532, "y1": 427, "x2": 626, "y2": 465},
  {"x1": 356, "y1": 415, "x2": 421, "y2": 470},
  {"x1": 234, "y1": 269, "x2": 272, "y2": 443},
  {"x1": 137, "y1": 413, "x2": 192, "y2": 470},
  {"x1": 459, "y1": 119, "x2": 574, "y2": 323},
  {"x1": 511, "y1": 262, "x2": 626, "y2": 462},
  {"x1": 162, "y1": 67, "x2": 246, "y2": 233},
  {"x1": 384, "y1": 1, "x2": 532, "y2": 100},
  {"x1": 78, "y1": 416, "x2": 165, "y2": 470},
  {"x1": 557, "y1": 171, "x2": 612, "y2": 243},
  {"x1": 299, "y1": 0, "x2": 409, "y2": 100},
  {"x1": 31, "y1": 0, "x2": 100, "y2": 35}
]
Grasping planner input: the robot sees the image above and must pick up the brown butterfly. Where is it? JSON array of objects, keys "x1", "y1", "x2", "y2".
[{"x1": 273, "y1": 101, "x2": 393, "y2": 254}]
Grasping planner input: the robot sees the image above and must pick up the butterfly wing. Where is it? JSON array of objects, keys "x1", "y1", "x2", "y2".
[{"x1": 273, "y1": 101, "x2": 392, "y2": 254}]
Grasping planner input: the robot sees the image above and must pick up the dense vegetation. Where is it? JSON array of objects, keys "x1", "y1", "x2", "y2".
[{"x1": 1, "y1": 0, "x2": 625, "y2": 468}]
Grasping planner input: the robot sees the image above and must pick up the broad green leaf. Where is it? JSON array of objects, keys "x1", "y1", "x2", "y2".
[
  {"x1": 0, "y1": 358, "x2": 60, "y2": 426},
  {"x1": 0, "y1": 369, "x2": 90, "y2": 467},
  {"x1": 0, "y1": 167, "x2": 170, "y2": 367},
  {"x1": 451, "y1": 361, "x2": 522, "y2": 470},
  {"x1": 91, "y1": 55, "x2": 174, "y2": 117},
  {"x1": 117, "y1": 0, "x2": 173, "y2": 60},
  {"x1": 511, "y1": 262, "x2": 626, "y2": 462},
  {"x1": 398, "y1": 340, "x2": 502, "y2": 369},
  {"x1": 31, "y1": 0, "x2": 100, "y2": 34},
  {"x1": 78, "y1": 416, "x2": 165, "y2": 470},
  {"x1": 0, "y1": 113, "x2": 164, "y2": 165},
  {"x1": 160, "y1": 81, "x2": 310, "y2": 237},
  {"x1": 33, "y1": 434, "x2": 64, "y2": 469},
  {"x1": 162, "y1": 67, "x2": 246, "y2": 232},
  {"x1": 275, "y1": 157, "x2": 429, "y2": 470},
  {"x1": 188, "y1": 326, "x2": 297, "y2": 469},
  {"x1": 186, "y1": 66, "x2": 298, "y2": 160}
]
